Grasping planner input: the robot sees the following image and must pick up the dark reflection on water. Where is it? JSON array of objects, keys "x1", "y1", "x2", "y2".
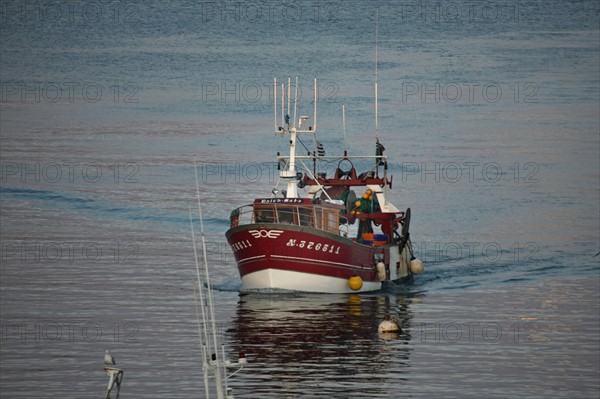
[{"x1": 226, "y1": 294, "x2": 415, "y2": 398}]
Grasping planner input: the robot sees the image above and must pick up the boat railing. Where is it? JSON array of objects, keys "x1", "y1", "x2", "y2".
[
  {"x1": 279, "y1": 155, "x2": 386, "y2": 176},
  {"x1": 230, "y1": 203, "x2": 350, "y2": 237}
]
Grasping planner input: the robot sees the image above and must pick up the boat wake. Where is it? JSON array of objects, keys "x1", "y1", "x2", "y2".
[{"x1": 210, "y1": 280, "x2": 243, "y2": 293}]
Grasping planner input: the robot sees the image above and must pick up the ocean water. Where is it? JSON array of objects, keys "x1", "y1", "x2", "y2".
[{"x1": 1, "y1": 0, "x2": 599, "y2": 397}]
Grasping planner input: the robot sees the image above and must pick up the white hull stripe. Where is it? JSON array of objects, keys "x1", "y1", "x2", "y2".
[
  {"x1": 241, "y1": 268, "x2": 381, "y2": 293},
  {"x1": 270, "y1": 254, "x2": 372, "y2": 271},
  {"x1": 238, "y1": 255, "x2": 266, "y2": 264}
]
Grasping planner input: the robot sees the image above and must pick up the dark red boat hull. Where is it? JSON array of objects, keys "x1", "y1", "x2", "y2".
[{"x1": 225, "y1": 223, "x2": 385, "y2": 292}]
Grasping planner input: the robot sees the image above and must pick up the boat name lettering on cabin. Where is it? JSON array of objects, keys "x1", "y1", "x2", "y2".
[{"x1": 258, "y1": 198, "x2": 304, "y2": 204}]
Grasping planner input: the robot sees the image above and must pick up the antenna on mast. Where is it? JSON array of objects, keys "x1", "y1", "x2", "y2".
[
  {"x1": 293, "y1": 76, "x2": 298, "y2": 129},
  {"x1": 287, "y1": 77, "x2": 291, "y2": 127},
  {"x1": 375, "y1": 8, "x2": 379, "y2": 136},
  {"x1": 342, "y1": 104, "x2": 347, "y2": 152},
  {"x1": 281, "y1": 83, "x2": 284, "y2": 129},
  {"x1": 313, "y1": 77, "x2": 317, "y2": 132},
  {"x1": 273, "y1": 77, "x2": 277, "y2": 132}
]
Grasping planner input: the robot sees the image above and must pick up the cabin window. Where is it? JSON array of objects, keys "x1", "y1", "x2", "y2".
[
  {"x1": 323, "y1": 209, "x2": 340, "y2": 233},
  {"x1": 277, "y1": 207, "x2": 298, "y2": 224},
  {"x1": 314, "y1": 208, "x2": 340, "y2": 233},
  {"x1": 254, "y1": 206, "x2": 275, "y2": 223},
  {"x1": 253, "y1": 204, "x2": 339, "y2": 232},
  {"x1": 298, "y1": 207, "x2": 314, "y2": 227}
]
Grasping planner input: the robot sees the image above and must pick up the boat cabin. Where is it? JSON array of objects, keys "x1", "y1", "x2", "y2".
[
  {"x1": 230, "y1": 198, "x2": 348, "y2": 236},
  {"x1": 229, "y1": 195, "x2": 401, "y2": 246}
]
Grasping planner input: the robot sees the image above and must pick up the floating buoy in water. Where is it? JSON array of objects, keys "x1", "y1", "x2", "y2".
[
  {"x1": 348, "y1": 275, "x2": 363, "y2": 291},
  {"x1": 409, "y1": 258, "x2": 424, "y2": 275},
  {"x1": 378, "y1": 315, "x2": 400, "y2": 333}
]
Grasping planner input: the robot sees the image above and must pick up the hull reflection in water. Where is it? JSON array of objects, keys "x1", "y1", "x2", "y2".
[{"x1": 225, "y1": 294, "x2": 414, "y2": 398}]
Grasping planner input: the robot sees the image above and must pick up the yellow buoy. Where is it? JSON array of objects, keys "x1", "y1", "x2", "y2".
[
  {"x1": 362, "y1": 193, "x2": 369, "y2": 200},
  {"x1": 355, "y1": 200, "x2": 361, "y2": 207},
  {"x1": 348, "y1": 275, "x2": 363, "y2": 291},
  {"x1": 366, "y1": 189, "x2": 372, "y2": 195}
]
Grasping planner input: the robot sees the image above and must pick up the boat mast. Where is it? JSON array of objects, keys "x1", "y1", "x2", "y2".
[
  {"x1": 342, "y1": 104, "x2": 346, "y2": 152},
  {"x1": 274, "y1": 77, "x2": 318, "y2": 198},
  {"x1": 273, "y1": 77, "x2": 277, "y2": 132},
  {"x1": 375, "y1": 8, "x2": 379, "y2": 136},
  {"x1": 286, "y1": 77, "x2": 298, "y2": 197},
  {"x1": 313, "y1": 77, "x2": 317, "y2": 132}
]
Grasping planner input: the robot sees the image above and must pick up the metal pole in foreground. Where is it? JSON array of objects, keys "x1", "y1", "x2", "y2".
[
  {"x1": 103, "y1": 350, "x2": 123, "y2": 399},
  {"x1": 104, "y1": 367, "x2": 123, "y2": 399}
]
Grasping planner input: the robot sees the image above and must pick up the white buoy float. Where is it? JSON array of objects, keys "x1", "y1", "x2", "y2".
[
  {"x1": 409, "y1": 257, "x2": 424, "y2": 275},
  {"x1": 376, "y1": 262, "x2": 386, "y2": 281},
  {"x1": 378, "y1": 315, "x2": 401, "y2": 334}
]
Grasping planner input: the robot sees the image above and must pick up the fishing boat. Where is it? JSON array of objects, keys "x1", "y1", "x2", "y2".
[{"x1": 225, "y1": 77, "x2": 423, "y2": 293}]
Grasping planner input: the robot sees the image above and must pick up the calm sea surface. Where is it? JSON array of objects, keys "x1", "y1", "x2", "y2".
[{"x1": 1, "y1": 0, "x2": 599, "y2": 397}]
